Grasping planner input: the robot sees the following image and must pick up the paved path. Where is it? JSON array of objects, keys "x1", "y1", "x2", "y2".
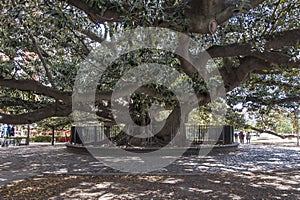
[{"x1": 0, "y1": 144, "x2": 299, "y2": 186}]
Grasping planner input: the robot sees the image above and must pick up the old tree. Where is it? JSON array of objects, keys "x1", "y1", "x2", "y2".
[{"x1": 0, "y1": 0, "x2": 299, "y2": 145}]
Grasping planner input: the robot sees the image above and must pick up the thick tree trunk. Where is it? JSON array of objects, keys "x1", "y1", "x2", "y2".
[
  {"x1": 112, "y1": 106, "x2": 186, "y2": 147},
  {"x1": 154, "y1": 106, "x2": 181, "y2": 145}
]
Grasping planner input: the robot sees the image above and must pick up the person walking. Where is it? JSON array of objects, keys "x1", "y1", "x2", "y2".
[
  {"x1": 234, "y1": 132, "x2": 239, "y2": 142},
  {"x1": 1, "y1": 124, "x2": 4, "y2": 138},
  {"x1": 239, "y1": 131, "x2": 245, "y2": 144},
  {"x1": 2, "y1": 124, "x2": 8, "y2": 137},
  {"x1": 10, "y1": 125, "x2": 15, "y2": 136},
  {"x1": 7, "y1": 125, "x2": 11, "y2": 137},
  {"x1": 246, "y1": 132, "x2": 251, "y2": 144}
]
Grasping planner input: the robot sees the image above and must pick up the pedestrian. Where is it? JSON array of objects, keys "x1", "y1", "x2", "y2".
[
  {"x1": 2, "y1": 124, "x2": 8, "y2": 137},
  {"x1": 7, "y1": 125, "x2": 11, "y2": 137},
  {"x1": 246, "y1": 132, "x2": 251, "y2": 144},
  {"x1": 234, "y1": 132, "x2": 239, "y2": 142},
  {"x1": 11, "y1": 126, "x2": 15, "y2": 136},
  {"x1": 239, "y1": 131, "x2": 245, "y2": 144},
  {"x1": 1, "y1": 124, "x2": 4, "y2": 138}
]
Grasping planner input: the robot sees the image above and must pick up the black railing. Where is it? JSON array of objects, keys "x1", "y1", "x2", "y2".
[{"x1": 70, "y1": 125, "x2": 234, "y2": 146}]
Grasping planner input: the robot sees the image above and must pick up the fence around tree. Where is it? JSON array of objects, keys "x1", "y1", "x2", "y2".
[{"x1": 70, "y1": 125, "x2": 234, "y2": 146}]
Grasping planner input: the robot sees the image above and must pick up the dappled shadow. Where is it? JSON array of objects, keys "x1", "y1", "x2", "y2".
[
  {"x1": 0, "y1": 144, "x2": 300, "y2": 199},
  {"x1": 1, "y1": 170, "x2": 300, "y2": 199},
  {"x1": 0, "y1": 144, "x2": 300, "y2": 186},
  {"x1": 165, "y1": 144, "x2": 300, "y2": 174},
  {"x1": 0, "y1": 146, "x2": 102, "y2": 185}
]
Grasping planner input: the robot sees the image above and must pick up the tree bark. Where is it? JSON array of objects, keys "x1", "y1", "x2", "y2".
[{"x1": 111, "y1": 106, "x2": 187, "y2": 147}]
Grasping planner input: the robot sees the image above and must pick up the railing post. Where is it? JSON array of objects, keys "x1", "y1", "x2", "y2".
[
  {"x1": 296, "y1": 108, "x2": 299, "y2": 147},
  {"x1": 51, "y1": 126, "x2": 55, "y2": 146},
  {"x1": 26, "y1": 124, "x2": 30, "y2": 145}
]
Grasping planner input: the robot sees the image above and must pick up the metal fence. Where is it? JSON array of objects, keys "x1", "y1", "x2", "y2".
[{"x1": 70, "y1": 124, "x2": 234, "y2": 146}]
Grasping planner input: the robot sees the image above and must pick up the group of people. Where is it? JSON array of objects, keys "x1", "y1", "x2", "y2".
[
  {"x1": 1, "y1": 124, "x2": 15, "y2": 138},
  {"x1": 235, "y1": 131, "x2": 251, "y2": 144}
]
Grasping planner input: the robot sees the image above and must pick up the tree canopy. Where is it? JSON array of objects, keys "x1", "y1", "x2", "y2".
[{"x1": 0, "y1": 0, "x2": 299, "y2": 145}]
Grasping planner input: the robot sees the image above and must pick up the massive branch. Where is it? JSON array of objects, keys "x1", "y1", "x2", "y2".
[
  {"x1": 0, "y1": 103, "x2": 72, "y2": 124},
  {"x1": 0, "y1": 78, "x2": 71, "y2": 103},
  {"x1": 173, "y1": 28, "x2": 299, "y2": 106},
  {"x1": 64, "y1": 0, "x2": 266, "y2": 34},
  {"x1": 0, "y1": 97, "x2": 48, "y2": 109},
  {"x1": 204, "y1": 29, "x2": 299, "y2": 90},
  {"x1": 207, "y1": 29, "x2": 300, "y2": 58}
]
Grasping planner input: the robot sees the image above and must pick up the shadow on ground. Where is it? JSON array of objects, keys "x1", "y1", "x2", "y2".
[
  {"x1": 0, "y1": 169, "x2": 300, "y2": 199},
  {"x1": 0, "y1": 144, "x2": 300, "y2": 199}
]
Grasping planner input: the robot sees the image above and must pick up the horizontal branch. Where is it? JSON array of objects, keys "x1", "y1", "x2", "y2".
[
  {"x1": 0, "y1": 97, "x2": 48, "y2": 109},
  {"x1": 247, "y1": 125, "x2": 298, "y2": 139},
  {"x1": 65, "y1": 0, "x2": 123, "y2": 23},
  {"x1": 204, "y1": 29, "x2": 300, "y2": 92},
  {"x1": 207, "y1": 29, "x2": 300, "y2": 59},
  {"x1": 252, "y1": 51, "x2": 300, "y2": 68},
  {"x1": 0, "y1": 103, "x2": 72, "y2": 124},
  {"x1": 0, "y1": 78, "x2": 71, "y2": 103},
  {"x1": 65, "y1": 0, "x2": 266, "y2": 34},
  {"x1": 265, "y1": 29, "x2": 300, "y2": 50}
]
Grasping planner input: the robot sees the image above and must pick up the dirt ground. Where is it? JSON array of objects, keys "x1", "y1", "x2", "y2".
[
  {"x1": 1, "y1": 139, "x2": 300, "y2": 199},
  {"x1": 1, "y1": 168, "x2": 300, "y2": 199}
]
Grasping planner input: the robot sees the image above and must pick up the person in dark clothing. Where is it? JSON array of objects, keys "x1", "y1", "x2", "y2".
[
  {"x1": 10, "y1": 126, "x2": 15, "y2": 136},
  {"x1": 7, "y1": 125, "x2": 11, "y2": 137},
  {"x1": 239, "y1": 131, "x2": 245, "y2": 144},
  {"x1": 246, "y1": 132, "x2": 251, "y2": 144},
  {"x1": 234, "y1": 132, "x2": 239, "y2": 142}
]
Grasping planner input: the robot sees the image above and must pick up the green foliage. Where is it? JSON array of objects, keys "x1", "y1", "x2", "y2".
[
  {"x1": 30, "y1": 135, "x2": 68, "y2": 142},
  {"x1": 30, "y1": 135, "x2": 52, "y2": 142},
  {"x1": 188, "y1": 107, "x2": 211, "y2": 125},
  {"x1": 248, "y1": 106, "x2": 294, "y2": 134},
  {"x1": 0, "y1": 0, "x2": 298, "y2": 131},
  {"x1": 37, "y1": 117, "x2": 73, "y2": 130},
  {"x1": 0, "y1": 0, "x2": 104, "y2": 118}
]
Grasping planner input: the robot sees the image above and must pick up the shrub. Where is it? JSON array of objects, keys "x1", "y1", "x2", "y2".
[{"x1": 30, "y1": 135, "x2": 70, "y2": 142}]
